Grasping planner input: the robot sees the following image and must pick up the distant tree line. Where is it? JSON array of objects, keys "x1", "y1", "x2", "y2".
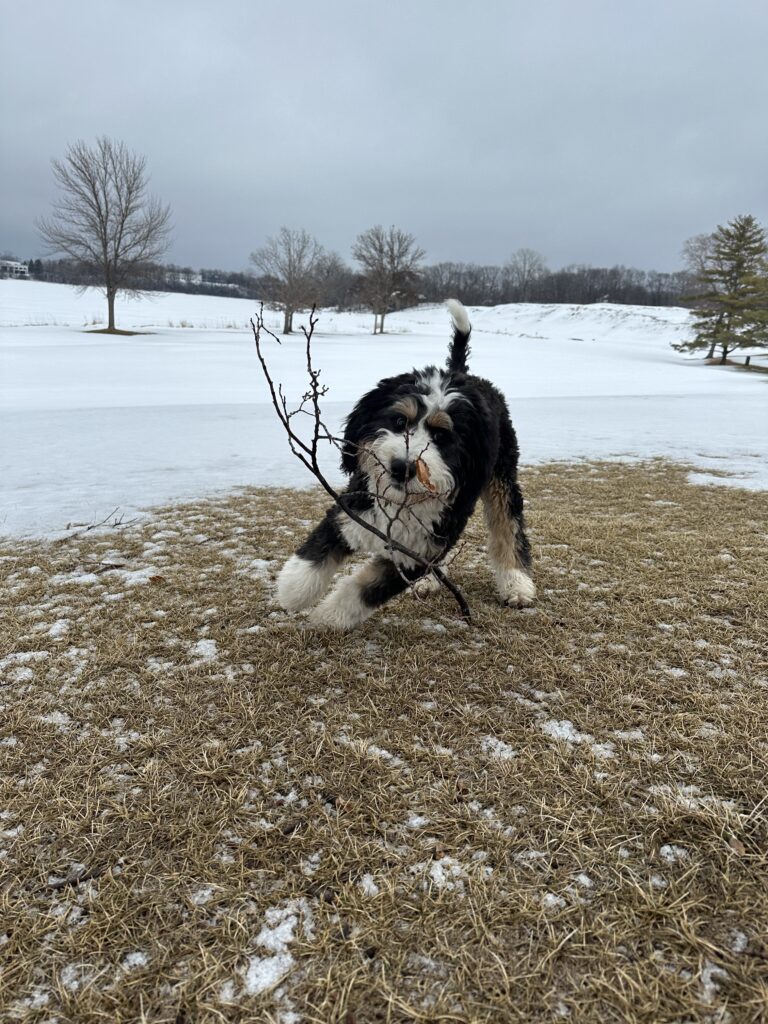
[
  {"x1": 420, "y1": 260, "x2": 691, "y2": 307},
  {"x1": 23, "y1": 248, "x2": 694, "y2": 315},
  {"x1": 21, "y1": 134, "x2": 753, "y2": 337}
]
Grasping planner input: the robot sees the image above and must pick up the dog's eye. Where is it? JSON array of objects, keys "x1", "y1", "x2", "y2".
[
  {"x1": 431, "y1": 426, "x2": 452, "y2": 444},
  {"x1": 392, "y1": 415, "x2": 408, "y2": 431}
]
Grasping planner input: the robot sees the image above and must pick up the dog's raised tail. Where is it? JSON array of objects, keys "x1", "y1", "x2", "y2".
[{"x1": 446, "y1": 298, "x2": 471, "y2": 374}]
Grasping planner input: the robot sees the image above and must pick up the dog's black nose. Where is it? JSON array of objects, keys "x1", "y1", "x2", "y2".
[{"x1": 390, "y1": 458, "x2": 417, "y2": 484}]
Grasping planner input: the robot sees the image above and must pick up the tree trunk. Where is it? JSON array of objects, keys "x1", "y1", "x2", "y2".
[
  {"x1": 283, "y1": 308, "x2": 294, "y2": 334},
  {"x1": 379, "y1": 310, "x2": 386, "y2": 334},
  {"x1": 107, "y1": 289, "x2": 116, "y2": 331},
  {"x1": 706, "y1": 340, "x2": 717, "y2": 359},
  {"x1": 719, "y1": 344, "x2": 729, "y2": 365}
]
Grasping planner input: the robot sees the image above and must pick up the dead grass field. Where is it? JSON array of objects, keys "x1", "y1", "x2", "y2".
[{"x1": 2, "y1": 461, "x2": 767, "y2": 1023}]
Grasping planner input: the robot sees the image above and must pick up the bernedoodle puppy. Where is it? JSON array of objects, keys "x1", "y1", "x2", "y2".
[{"x1": 276, "y1": 299, "x2": 535, "y2": 629}]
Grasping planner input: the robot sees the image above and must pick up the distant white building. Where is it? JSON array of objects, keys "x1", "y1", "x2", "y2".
[{"x1": 0, "y1": 259, "x2": 29, "y2": 279}]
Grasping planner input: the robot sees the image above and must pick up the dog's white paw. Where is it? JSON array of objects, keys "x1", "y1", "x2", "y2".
[
  {"x1": 412, "y1": 572, "x2": 441, "y2": 598},
  {"x1": 277, "y1": 555, "x2": 335, "y2": 612},
  {"x1": 496, "y1": 569, "x2": 536, "y2": 608},
  {"x1": 308, "y1": 576, "x2": 373, "y2": 631}
]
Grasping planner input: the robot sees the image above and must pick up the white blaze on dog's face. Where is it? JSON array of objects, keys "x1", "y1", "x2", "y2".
[{"x1": 350, "y1": 369, "x2": 466, "y2": 501}]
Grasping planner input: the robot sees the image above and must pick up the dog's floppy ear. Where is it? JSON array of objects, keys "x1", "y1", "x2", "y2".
[{"x1": 341, "y1": 397, "x2": 372, "y2": 474}]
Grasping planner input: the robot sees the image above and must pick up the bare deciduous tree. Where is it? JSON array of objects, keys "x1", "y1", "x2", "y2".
[
  {"x1": 506, "y1": 248, "x2": 547, "y2": 302},
  {"x1": 352, "y1": 225, "x2": 425, "y2": 333},
  {"x1": 313, "y1": 250, "x2": 358, "y2": 310},
  {"x1": 681, "y1": 232, "x2": 716, "y2": 280},
  {"x1": 38, "y1": 137, "x2": 172, "y2": 332},
  {"x1": 250, "y1": 227, "x2": 325, "y2": 334},
  {"x1": 680, "y1": 232, "x2": 719, "y2": 357}
]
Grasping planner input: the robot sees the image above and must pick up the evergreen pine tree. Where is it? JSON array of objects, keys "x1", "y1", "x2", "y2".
[{"x1": 676, "y1": 214, "x2": 768, "y2": 364}]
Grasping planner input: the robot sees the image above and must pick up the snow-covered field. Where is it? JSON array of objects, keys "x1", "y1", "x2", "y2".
[{"x1": 1, "y1": 280, "x2": 766, "y2": 538}]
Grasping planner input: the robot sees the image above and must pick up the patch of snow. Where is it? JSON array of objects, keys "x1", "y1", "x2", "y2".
[
  {"x1": 427, "y1": 856, "x2": 467, "y2": 891},
  {"x1": 729, "y1": 930, "x2": 748, "y2": 954},
  {"x1": 39, "y1": 710, "x2": 71, "y2": 730},
  {"x1": 406, "y1": 813, "x2": 430, "y2": 828},
  {"x1": 0, "y1": 650, "x2": 49, "y2": 669},
  {"x1": 109, "y1": 566, "x2": 160, "y2": 586},
  {"x1": 613, "y1": 728, "x2": 645, "y2": 741},
  {"x1": 659, "y1": 844, "x2": 689, "y2": 865},
  {"x1": 239, "y1": 899, "x2": 315, "y2": 997},
  {"x1": 480, "y1": 735, "x2": 517, "y2": 760},
  {"x1": 542, "y1": 892, "x2": 567, "y2": 910},
  {"x1": 541, "y1": 719, "x2": 586, "y2": 743},
  {"x1": 421, "y1": 618, "x2": 447, "y2": 633},
  {"x1": 301, "y1": 852, "x2": 322, "y2": 877},
  {"x1": 244, "y1": 954, "x2": 294, "y2": 996},
  {"x1": 121, "y1": 951, "x2": 149, "y2": 970},
  {"x1": 59, "y1": 963, "x2": 92, "y2": 991},
  {"x1": 49, "y1": 570, "x2": 102, "y2": 586},
  {"x1": 219, "y1": 981, "x2": 236, "y2": 1002},
  {"x1": 190, "y1": 638, "x2": 218, "y2": 662},
  {"x1": 360, "y1": 874, "x2": 380, "y2": 897},
  {"x1": 699, "y1": 960, "x2": 728, "y2": 1005},
  {"x1": 649, "y1": 783, "x2": 735, "y2": 813},
  {"x1": 540, "y1": 718, "x2": 615, "y2": 759}
]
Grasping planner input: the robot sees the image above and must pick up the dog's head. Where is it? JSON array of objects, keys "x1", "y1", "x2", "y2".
[{"x1": 341, "y1": 366, "x2": 489, "y2": 501}]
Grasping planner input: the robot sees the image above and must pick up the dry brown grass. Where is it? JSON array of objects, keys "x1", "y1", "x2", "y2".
[{"x1": 1, "y1": 461, "x2": 767, "y2": 1023}]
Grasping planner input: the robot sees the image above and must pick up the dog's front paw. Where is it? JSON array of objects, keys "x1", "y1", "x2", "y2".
[
  {"x1": 308, "y1": 576, "x2": 373, "y2": 631},
  {"x1": 277, "y1": 555, "x2": 333, "y2": 612},
  {"x1": 496, "y1": 569, "x2": 536, "y2": 608}
]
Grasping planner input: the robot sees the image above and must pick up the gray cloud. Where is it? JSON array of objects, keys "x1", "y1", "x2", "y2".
[{"x1": 2, "y1": 0, "x2": 767, "y2": 272}]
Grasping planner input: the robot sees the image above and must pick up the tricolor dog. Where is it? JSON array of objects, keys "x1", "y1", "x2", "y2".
[{"x1": 277, "y1": 300, "x2": 535, "y2": 629}]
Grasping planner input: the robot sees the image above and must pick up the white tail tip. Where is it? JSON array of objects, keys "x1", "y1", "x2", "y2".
[{"x1": 446, "y1": 298, "x2": 470, "y2": 334}]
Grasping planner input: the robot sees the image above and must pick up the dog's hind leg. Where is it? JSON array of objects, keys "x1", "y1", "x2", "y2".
[
  {"x1": 482, "y1": 458, "x2": 536, "y2": 608},
  {"x1": 310, "y1": 556, "x2": 426, "y2": 630},
  {"x1": 277, "y1": 510, "x2": 353, "y2": 612}
]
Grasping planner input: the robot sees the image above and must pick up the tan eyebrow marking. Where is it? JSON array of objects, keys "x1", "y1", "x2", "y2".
[
  {"x1": 426, "y1": 410, "x2": 453, "y2": 431},
  {"x1": 391, "y1": 397, "x2": 420, "y2": 421}
]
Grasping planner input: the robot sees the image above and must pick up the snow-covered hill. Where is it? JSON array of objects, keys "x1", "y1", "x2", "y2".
[{"x1": 1, "y1": 281, "x2": 765, "y2": 537}]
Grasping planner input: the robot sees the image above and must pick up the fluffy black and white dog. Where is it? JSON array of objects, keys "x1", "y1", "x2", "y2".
[{"x1": 276, "y1": 300, "x2": 535, "y2": 629}]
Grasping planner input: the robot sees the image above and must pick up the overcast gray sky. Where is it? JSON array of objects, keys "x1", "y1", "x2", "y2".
[{"x1": 2, "y1": 0, "x2": 767, "y2": 273}]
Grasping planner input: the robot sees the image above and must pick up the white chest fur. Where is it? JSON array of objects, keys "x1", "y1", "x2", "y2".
[{"x1": 339, "y1": 497, "x2": 446, "y2": 567}]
